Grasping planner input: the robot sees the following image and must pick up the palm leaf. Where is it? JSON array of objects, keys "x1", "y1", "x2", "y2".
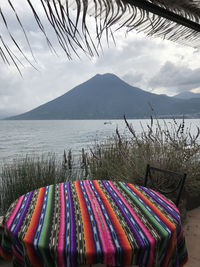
[{"x1": 1, "y1": 0, "x2": 200, "y2": 72}]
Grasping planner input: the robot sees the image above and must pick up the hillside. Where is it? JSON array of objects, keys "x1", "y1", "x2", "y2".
[
  {"x1": 6, "y1": 73, "x2": 200, "y2": 119},
  {"x1": 174, "y1": 91, "x2": 200, "y2": 100}
]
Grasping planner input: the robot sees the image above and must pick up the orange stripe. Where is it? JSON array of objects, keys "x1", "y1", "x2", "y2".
[
  {"x1": 93, "y1": 181, "x2": 132, "y2": 266},
  {"x1": 128, "y1": 184, "x2": 176, "y2": 266},
  {"x1": 23, "y1": 187, "x2": 45, "y2": 267},
  {"x1": 74, "y1": 181, "x2": 96, "y2": 264}
]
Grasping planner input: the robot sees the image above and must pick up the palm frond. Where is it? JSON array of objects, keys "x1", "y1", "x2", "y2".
[{"x1": 1, "y1": 0, "x2": 200, "y2": 72}]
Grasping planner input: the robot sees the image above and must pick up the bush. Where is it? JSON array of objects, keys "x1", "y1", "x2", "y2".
[
  {"x1": 0, "y1": 153, "x2": 82, "y2": 215},
  {"x1": 1, "y1": 116, "x2": 200, "y2": 215},
  {"x1": 86, "y1": 116, "x2": 200, "y2": 210}
]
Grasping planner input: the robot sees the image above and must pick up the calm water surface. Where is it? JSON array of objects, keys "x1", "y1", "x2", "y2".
[{"x1": 0, "y1": 119, "x2": 200, "y2": 165}]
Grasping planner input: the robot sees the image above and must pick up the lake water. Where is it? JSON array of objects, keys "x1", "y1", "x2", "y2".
[{"x1": 0, "y1": 119, "x2": 200, "y2": 165}]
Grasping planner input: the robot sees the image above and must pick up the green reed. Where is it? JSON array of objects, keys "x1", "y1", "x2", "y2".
[
  {"x1": 1, "y1": 116, "x2": 200, "y2": 215},
  {"x1": 0, "y1": 153, "x2": 82, "y2": 215}
]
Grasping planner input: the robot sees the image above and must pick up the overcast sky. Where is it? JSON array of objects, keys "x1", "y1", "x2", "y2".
[{"x1": 1, "y1": 0, "x2": 200, "y2": 118}]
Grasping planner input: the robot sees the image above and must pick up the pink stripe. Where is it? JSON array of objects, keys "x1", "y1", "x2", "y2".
[
  {"x1": 84, "y1": 181, "x2": 115, "y2": 266},
  {"x1": 7, "y1": 196, "x2": 24, "y2": 230},
  {"x1": 151, "y1": 189, "x2": 179, "y2": 213},
  {"x1": 57, "y1": 183, "x2": 66, "y2": 267},
  {"x1": 108, "y1": 181, "x2": 155, "y2": 267}
]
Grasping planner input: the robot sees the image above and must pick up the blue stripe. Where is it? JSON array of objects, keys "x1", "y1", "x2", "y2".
[
  {"x1": 140, "y1": 186, "x2": 180, "y2": 221},
  {"x1": 122, "y1": 182, "x2": 172, "y2": 263},
  {"x1": 89, "y1": 180, "x2": 122, "y2": 266},
  {"x1": 106, "y1": 182, "x2": 149, "y2": 245},
  {"x1": 123, "y1": 183, "x2": 171, "y2": 234},
  {"x1": 80, "y1": 181, "x2": 102, "y2": 263},
  {"x1": 33, "y1": 186, "x2": 49, "y2": 247},
  {"x1": 10, "y1": 192, "x2": 30, "y2": 233},
  {"x1": 103, "y1": 181, "x2": 149, "y2": 266},
  {"x1": 65, "y1": 182, "x2": 71, "y2": 266}
]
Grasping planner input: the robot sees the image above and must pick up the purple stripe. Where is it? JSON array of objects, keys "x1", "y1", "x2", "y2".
[
  {"x1": 102, "y1": 181, "x2": 146, "y2": 266},
  {"x1": 13, "y1": 191, "x2": 34, "y2": 236},
  {"x1": 139, "y1": 186, "x2": 180, "y2": 222},
  {"x1": 11, "y1": 191, "x2": 33, "y2": 257},
  {"x1": 68, "y1": 182, "x2": 77, "y2": 267}
]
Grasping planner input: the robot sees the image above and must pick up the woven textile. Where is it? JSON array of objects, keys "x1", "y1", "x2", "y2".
[{"x1": 0, "y1": 180, "x2": 188, "y2": 267}]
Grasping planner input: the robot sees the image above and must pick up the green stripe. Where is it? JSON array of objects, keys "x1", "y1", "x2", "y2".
[
  {"x1": 38, "y1": 185, "x2": 54, "y2": 267},
  {"x1": 119, "y1": 182, "x2": 169, "y2": 259}
]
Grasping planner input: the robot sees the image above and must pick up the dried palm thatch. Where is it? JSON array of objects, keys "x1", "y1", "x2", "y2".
[{"x1": 1, "y1": 0, "x2": 200, "y2": 72}]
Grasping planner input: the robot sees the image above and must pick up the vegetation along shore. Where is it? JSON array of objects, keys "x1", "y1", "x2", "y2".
[{"x1": 0, "y1": 116, "x2": 200, "y2": 219}]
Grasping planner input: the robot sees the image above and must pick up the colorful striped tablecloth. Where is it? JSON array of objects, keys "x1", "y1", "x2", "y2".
[{"x1": 0, "y1": 180, "x2": 188, "y2": 267}]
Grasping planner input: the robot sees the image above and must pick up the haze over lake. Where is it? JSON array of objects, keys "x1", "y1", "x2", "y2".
[{"x1": 1, "y1": 119, "x2": 200, "y2": 165}]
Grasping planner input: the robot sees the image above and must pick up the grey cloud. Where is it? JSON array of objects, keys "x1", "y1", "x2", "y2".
[
  {"x1": 0, "y1": 52, "x2": 100, "y2": 117},
  {"x1": 1, "y1": 2, "x2": 200, "y2": 117},
  {"x1": 93, "y1": 32, "x2": 166, "y2": 91},
  {"x1": 0, "y1": 7, "x2": 103, "y2": 116},
  {"x1": 1, "y1": 1, "x2": 87, "y2": 68},
  {"x1": 122, "y1": 72, "x2": 144, "y2": 87},
  {"x1": 0, "y1": 30, "x2": 181, "y2": 117},
  {"x1": 95, "y1": 35, "x2": 163, "y2": 69},
  {"x1": 149, "y1": 61, "x2": 200, "y2": 93}
]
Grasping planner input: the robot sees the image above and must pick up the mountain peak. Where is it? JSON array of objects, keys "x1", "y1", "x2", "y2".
[
  {"x1": 93, "y1": 73, "x2": 119, "y2": 80},
  {"x1": 6, "y1": 73, "x2": 200, "y2": 120}
]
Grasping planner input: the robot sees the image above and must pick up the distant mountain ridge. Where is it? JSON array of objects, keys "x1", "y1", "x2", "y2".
[
  {"x1": 6, "y1": 73, "x2": 200, "y2": 120},
  {"x1": 174, "y1": 91, "x2": 200, "y2": 100}
]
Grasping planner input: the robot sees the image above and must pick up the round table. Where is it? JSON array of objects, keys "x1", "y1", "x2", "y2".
[{"x1": 0, "y1": 180, "x2": 188, "y2": 266}]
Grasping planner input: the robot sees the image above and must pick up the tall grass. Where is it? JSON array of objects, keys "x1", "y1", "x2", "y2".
[
  {"x1": 0, "y1": 153, "x2": 83, "y2": 215},
  {"x1": 1, "y1": 116, "x2": 200, "y2": 215},
  {"x1": 77, "y1": 116, "x2": 200, "y2": 217},
  {"x1": 85, "y1": 116, "x2": 200, "y2": 212}
]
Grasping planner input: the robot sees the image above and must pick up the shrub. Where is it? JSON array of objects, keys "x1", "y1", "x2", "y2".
[
  {"x1": 0, "y1": 153, "x2": 81, "y2": 215},
  {"x1": 86, "y1": 116, "x2": 200, "y2": 207},
  {"x1": 1, "y1": 116, "x2": 200, "y2": 215}
]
